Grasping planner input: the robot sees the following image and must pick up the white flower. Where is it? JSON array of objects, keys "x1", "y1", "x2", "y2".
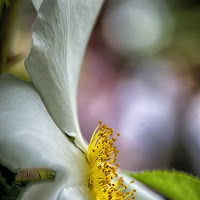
[{"x1": 0, "y1": 0, "x2": 164, "y2": 199}]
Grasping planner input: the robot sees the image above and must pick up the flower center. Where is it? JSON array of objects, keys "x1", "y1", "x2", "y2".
[{"x1": 87, "y1": 121, "x2": 136, "y2": 200}]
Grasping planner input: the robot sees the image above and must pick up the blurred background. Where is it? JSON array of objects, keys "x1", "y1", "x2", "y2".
[{"x1": 1, "y1": 0, "x2": 200, "y2": 177}]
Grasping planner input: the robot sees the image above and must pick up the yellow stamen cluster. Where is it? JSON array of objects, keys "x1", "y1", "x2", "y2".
[{"x1": 87, "y1": 121, "x2": 136, "y2": 200}]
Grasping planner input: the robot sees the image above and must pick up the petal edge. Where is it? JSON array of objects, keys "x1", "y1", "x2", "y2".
[{"x1": 25, "y1": 0, "x2": 105, "y2": 150}]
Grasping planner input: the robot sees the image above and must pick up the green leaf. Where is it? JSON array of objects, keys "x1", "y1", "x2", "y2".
[{"x1": 123, "y1": 170, "x2": 200, "y2": 200}]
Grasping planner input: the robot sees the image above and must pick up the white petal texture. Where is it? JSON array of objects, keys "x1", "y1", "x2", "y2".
[
  {"x1": 58, "y1": 187, "x2": 89, "y2": 200},
  {"x1": 20, "y1": 175, "x2": 90, "y2": 200},
  {"x1": 118, "y1": 173, "x2": 164, "y2": 200},
  {"x1": 0, "y1": 74, "x2": 89, "y2": 199},
  {"x1": 32, "y1": 0, "x2": 43, "y2": 11},
  {"x1": 25, "y1": 0, "x2": 104, "y2": 150}
]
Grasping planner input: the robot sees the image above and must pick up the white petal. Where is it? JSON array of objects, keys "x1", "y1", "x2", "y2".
[
  {"x1": 118, "y1": 172, "x2": 164, "y2": 200},
  {"x1": 25, "y1": 0, "x2": 104, "y2": 150},
  {"x1": 31, "y1": 0, "x2": 43, "y2": 11},
  {"x1": 58, "y1": 186, "x2": 89, "y2": 200},
  {"x1": 19, "y1": 170, "x2": 90, "y2": 200},
  {"x1": 0, "y1": 74, "x2": 89, "y2": 186}
]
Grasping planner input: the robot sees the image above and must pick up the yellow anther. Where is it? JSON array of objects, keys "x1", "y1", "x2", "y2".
[{"x1": 87, "y1": 122, "x2": 135, "y2": 200}]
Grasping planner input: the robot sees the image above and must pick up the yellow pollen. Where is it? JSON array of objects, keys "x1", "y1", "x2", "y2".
[{"x1": 87, "y1": 121, "x2": 135, "y2": 200}]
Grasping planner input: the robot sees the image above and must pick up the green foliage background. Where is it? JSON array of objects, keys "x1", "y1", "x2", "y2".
[{"x1": 124, "y1": 170, "x2": 200, "y2": 200}]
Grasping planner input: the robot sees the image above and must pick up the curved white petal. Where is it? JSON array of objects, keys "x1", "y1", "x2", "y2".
[
  {"x1": 21, "y1": 184, "x2": 90, "y2": 200},
  {"x1": 25, "y1": 0, "x2": 104, "y2": 150},
  {"x1": 0, "y1": 74, "x2": 89, "y2": 197},
  {"x1": 58, "y1": 186, "x2": 89, "y2": 200},
  {"x1": 32, "y1": 0, "x2": 43, "y2": 11},
  {"x1": 118, "y1": 172, "x2": 164, "y2": 200},
  {"x1": 19, "y1": 170, "x2": 90, "y2": 200}
]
